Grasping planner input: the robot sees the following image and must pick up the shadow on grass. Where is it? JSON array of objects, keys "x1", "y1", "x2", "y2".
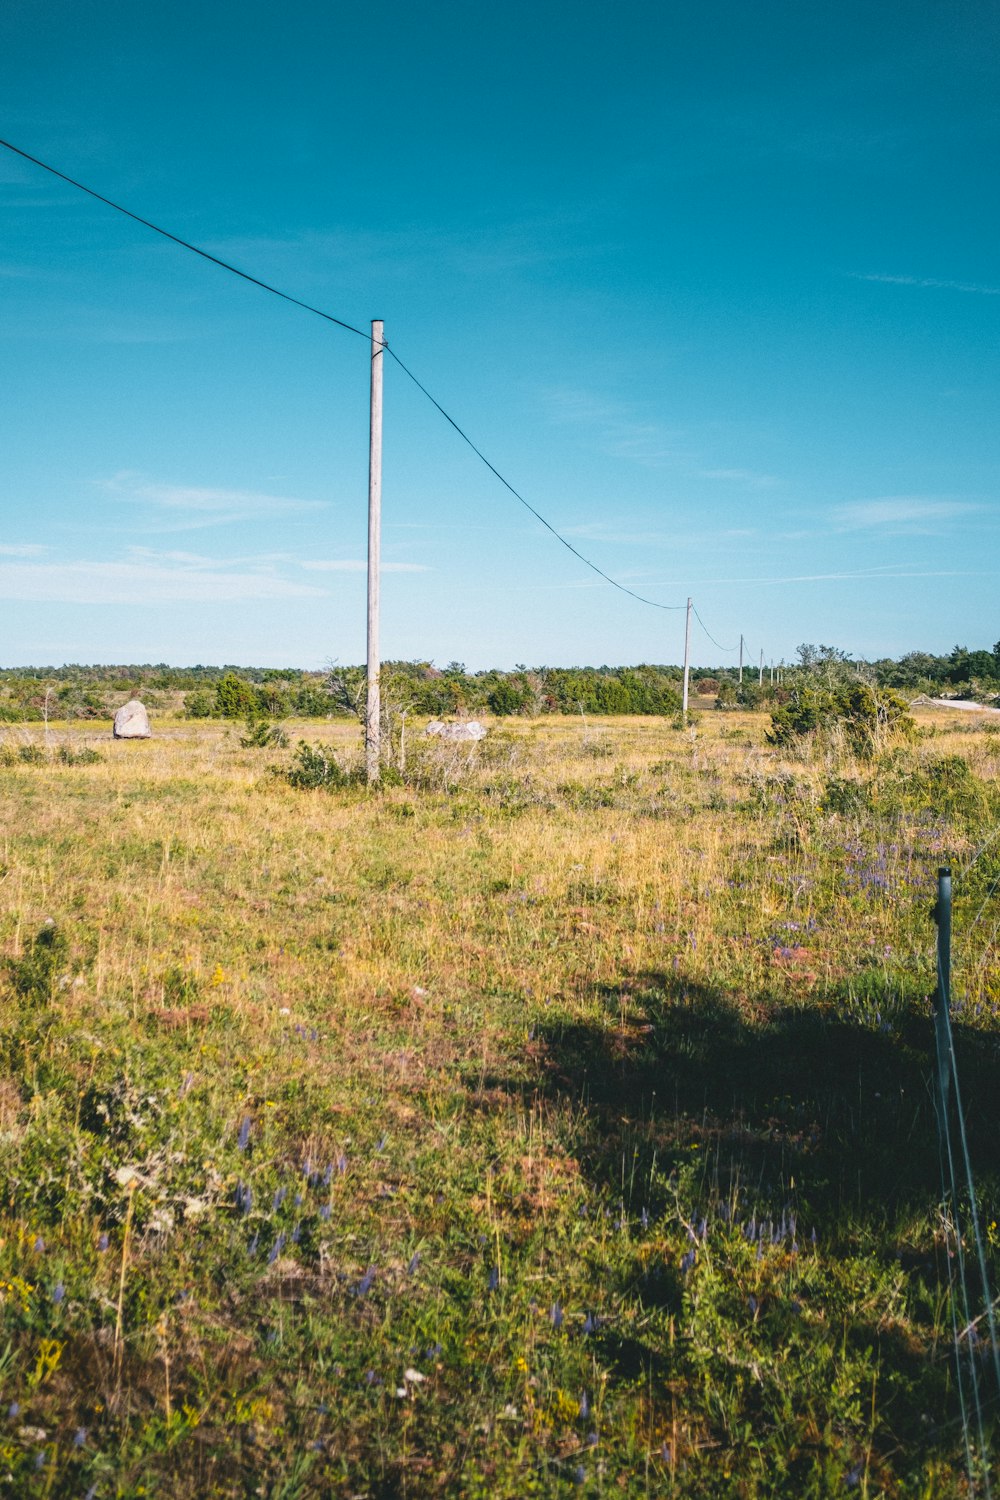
[
  {"x1": 509, "y1": 969, "x2": 1000, "y2": 1231},
  {"x1": 479, "y1": 971, "x2": 1000, "y2": 1484}
]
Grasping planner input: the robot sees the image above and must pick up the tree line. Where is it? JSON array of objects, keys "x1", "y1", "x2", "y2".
[{"x1": 0, "y1": 641, "x2": 996, "y2": 722}]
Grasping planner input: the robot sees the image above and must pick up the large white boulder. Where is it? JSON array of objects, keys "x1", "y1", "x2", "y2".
[
  {"x1": 113, "y1": 699, "x2": 151, "y2": 739},
  {"x1": 425, "y1": 719, "x2": 487, "y2": 741}
]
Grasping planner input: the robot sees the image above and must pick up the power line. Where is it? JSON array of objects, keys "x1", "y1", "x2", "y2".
[
  {"x1": 384, "y1": 347, "x2": 685, "y2": 612},
  {"x1": 1, "y1": 135, "x2": 750, "y2": 629},
  {"x1": 692, "y1": 604, "x2": 738, "y2": 654},
  {"x1": 0, "y1": 137, "x2": 371, "y2": 343}
]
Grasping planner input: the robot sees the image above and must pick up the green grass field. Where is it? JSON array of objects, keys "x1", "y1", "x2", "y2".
[{"x1": 1, "y1": 709, "x2": 998, "y2": 1497}]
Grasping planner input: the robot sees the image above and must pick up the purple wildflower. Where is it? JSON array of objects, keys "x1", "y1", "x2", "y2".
[
  {"x1": 319, "y1": 1204, "x2": 331, "y2": 1221},
  {"x1": 578, "y1": 1391, "x2": 590, "y2": 1419},
  {"x1": 356, "y1": 1266, "x2": 376, "y2": 1297},
  {"x1": 7, "y1": 1402, "x2": 19, "y2": 1418},
  {"x1": 33, "y1": 1236, "x2": 44, "y2": 1253},
  {"x1": 574, "y1": 1465, "x2": 586, "y2": 1485},
  {"x1": 550, "y1": 1301, "x2": 563, "y2": 1328},
  {"x1": 272, "y1": 1187, "x2": 286, "y2": 1212},
  {"x1": 336, "y1": 1153, "x2": 347, "y2": 1175},
  {"x1": 73, "y1": 1427, "x2": 87, "y2": 1448},
  {"x1": 98, "y1": 1232, "x2": 109, "y2": 1252},
  {"x1": 291, "y1": 1222, "x2": 302, "y2": 1243},
  {"x1": 583, "y1": 1312, "x2": 598, "y2": 1334},
  {"x1": 237, "y1": 1116, "x2": 251, "y2": 1151},
  {"x1": 407, "y1": 1252, "x2": 421, "y2": 1275},
  {"x1": 587, "y1": 1431, "x2": 598, "y2": 1446},
  {"x1": 487, "y1": 1266, "x2": 500, "y2": 1292},
  {"x1": 52, "y1": 1283, "x2": 65, "y2": 1305}
]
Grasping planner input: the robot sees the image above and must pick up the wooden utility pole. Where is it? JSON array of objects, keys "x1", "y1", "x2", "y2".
[
  {"x1": 682, "y1": 597, "x2": 692, "y2": 719},
  {"x1": 366, "y1": 319, "x2": 384, "y2": 785},
  {"x1": 758, "y1": 649, "x2": 764, "y2": 686},
  {"x1": 738, "y1": 634, "x2": 744, "y2": 685}
]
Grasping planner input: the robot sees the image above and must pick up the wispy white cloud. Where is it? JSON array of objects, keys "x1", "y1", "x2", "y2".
[
  {"x1": 0, "y1": 543, "x2": 47, "y2": 557},
  {"x1": 530, "y1": 565, "x2": 998, "y2": 594},
  {"x1": 0, "y1": 557, "x2": 325, "y2": 605},
  {"x1": 124, "y1": 545, "x2": 298, "y2": 570},
  {"x1": 541, "y1": 387, "x2": 687, "y2": 467},
  {"x1": 300, "y1": 559, "x2": 429, "y2": 573},
  {"x1": 851, "y1": 272, "x2": 1000, "y2": 297},
  {"x1": 100, "y1": 472, "x2": 327, "y2": 530},
  {"x1": 561, "y1": 521, "x2": 757, "y2": 549},
  {"x1": 833, "y1": 497, "x2": 985, "y2": 532},
  {"x1": 202, "y1": 212, "x2": 603, "y2": 288},
  {"x1": 541, "y1": 388, "x2": 779, "y2": 489},
  {"x1": 699, "y1": 468, "x2": 777, "y2": 489}
]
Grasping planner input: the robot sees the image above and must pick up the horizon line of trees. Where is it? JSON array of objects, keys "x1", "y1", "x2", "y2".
[{"x1": 0, "y1": 641, "x2": 997, "y2": 723}]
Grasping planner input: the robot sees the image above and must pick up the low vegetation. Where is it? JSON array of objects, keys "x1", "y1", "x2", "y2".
[
  {"x1": 2, "y1": 637, "x2": 999, "y2": 727},
  {"x1": 0, "y1": 704, "x2": 998, "y2": 1495}
]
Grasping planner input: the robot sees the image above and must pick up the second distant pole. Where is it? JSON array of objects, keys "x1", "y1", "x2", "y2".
[
  {"x1": 682, "y1": 596, "x2": 692, "y2": 719},
  {"x1": 366, "y1": 319, "x2": 384, "y2": 785}
]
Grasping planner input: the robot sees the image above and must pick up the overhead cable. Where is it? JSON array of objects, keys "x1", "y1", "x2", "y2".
[
  {"x1": 1, "y1": 135, "x2": 748, "y2": 625},
  {"x1": 384, "y1": 347, "x2": 685, "y2": 612},
  {"x1": 692, "y1": 603, "x2": 738, "y2": 654},
  {"x1": 0, "y1": 137, "x2": 371, "y2": 342}
]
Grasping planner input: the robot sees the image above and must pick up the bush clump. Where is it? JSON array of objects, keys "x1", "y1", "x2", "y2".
[
  {"x1": 239, "y1": 719, "x2": 288, "y2": 749},
  {"x1": 768, "y1": 682, "x2": 914, "y2": 757},
  {"x1": 284, "y1": 741, "x2": 357, "y2": 790}
]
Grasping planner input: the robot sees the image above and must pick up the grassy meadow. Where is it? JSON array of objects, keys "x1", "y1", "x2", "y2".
[{"x1": 0, "y1": 707, "x2": 999, "y2": 1497}]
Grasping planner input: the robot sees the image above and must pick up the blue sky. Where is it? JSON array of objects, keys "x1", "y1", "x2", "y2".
[{"x1": 2, "y1": 0, "x2": 998, "y2": 669}]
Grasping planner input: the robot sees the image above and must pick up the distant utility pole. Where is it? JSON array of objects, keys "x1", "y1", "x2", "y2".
[
  {"x1": 366, "y1": 319, "x2": 384, "y2": 786},
  {"x1": 682, "y1": 597, "x2": 692, "y2": 719},
  {"x1": 759, "y1": 649, "x2": 764, "y2": 687},
  {"x1": 738, "y1": 634, "x2": 744, "y2": 685}
]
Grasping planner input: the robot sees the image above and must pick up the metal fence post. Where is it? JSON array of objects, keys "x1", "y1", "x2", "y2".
[{"x1": 933, "y1": 865, "x2": 953, "y2": 1114}]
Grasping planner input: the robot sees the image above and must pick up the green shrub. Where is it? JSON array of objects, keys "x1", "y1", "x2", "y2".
[
  {"x1": 184, "y1": 688, "x2": 214, "y2": 718},
  {"x1": 214, "y1": 672, "x2": 262, "y2": 720},
  {"x1": 768, "y1": 682, "x2": 913, "y2": 757},
  {"x1": 820, "y1": 775, "x2": 871, "y2": 816},
  {"x1": 487, "y1": 680, "x2": 531, "y2": 716},
  {"x1": 285, "y1": 741, "x2": 357, "y2": 789},
  {"x1": 239, "y1": 719, "x2": 288, "y2": 749},
  {"x1": 56, "y1": 745, "x2": 103, "y2": 765}
]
